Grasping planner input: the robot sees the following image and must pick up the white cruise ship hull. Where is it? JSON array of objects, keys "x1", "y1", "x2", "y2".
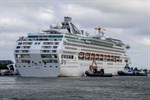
[
  {"x1": 18, "y1": 65, "x2": 60, "y2": 77},
  {"x1": 14, "y1": 17, "x2": 131, "y2": 77},
  {"x1": 59, "y1": 61, "x2": 126, "y2": 77}
]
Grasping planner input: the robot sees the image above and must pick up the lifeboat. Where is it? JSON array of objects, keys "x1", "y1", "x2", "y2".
[
  {"x1": 104, "y1": 55, "x2": 107, "y2": 59},
  {"x1": 100, "y1": 54, "x2": 103, "y2": 58},
  {"x1": 117, "y1": 57, "x2": 120, "y2": 62},
  {"x1": 85, "y1": 53, "x2": 90, "y2": 58},
  {"x1": 79, "y1": 52, "x2": 84, "y2": 58},
  {"x1": 91, "y1": 53, "x2": 95, "y2": 58},
  {"x1": 95, "y1": 54, "x2": 99, "y2": 59},
  {"x1": 111, "y1": 55, "x2": 114, "y2": 58},
  {"x1": 111, "y1": 55, "x2": 114, "y2": 61},
  {"x1": 107, "y1": 55, "x2": 110, "y2": 60}
]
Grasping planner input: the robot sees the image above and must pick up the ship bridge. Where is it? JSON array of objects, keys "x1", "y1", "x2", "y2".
[{"x1": 14, "y1": 33, "x2": 65, "y2": 77}]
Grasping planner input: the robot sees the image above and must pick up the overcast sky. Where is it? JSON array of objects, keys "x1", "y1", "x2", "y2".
[{"x1": 0, "y1": 0, "x2": 150, "y2": 68}]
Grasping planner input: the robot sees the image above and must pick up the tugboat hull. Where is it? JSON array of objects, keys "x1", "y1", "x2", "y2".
[
  {"x1": 85, "y1": 71, "x2": 112, "y2": 77},
  {"x1": 118, "y1": 71, "x2": 148, "y2": 76}
]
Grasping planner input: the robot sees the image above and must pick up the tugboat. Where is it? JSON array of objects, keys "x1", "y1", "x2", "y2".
[
  {"x1": 85, "y1": 58, "x2": 112, "y2": 77},
  {"x1": 118, "y1": 64, "x2": 148, "y2": 76}
]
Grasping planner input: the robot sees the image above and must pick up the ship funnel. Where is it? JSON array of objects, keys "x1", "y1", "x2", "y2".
[{"x1": 64, "y1": 17, "x2": 72, "y2": 23}]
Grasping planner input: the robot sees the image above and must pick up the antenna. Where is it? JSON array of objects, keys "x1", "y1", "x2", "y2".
[
  {"x1": 38, "y1": 28, "x2": 40, "y2": 33},
  {"x1": 95, "y1": 27, "x2": 106, "y2": 38}
]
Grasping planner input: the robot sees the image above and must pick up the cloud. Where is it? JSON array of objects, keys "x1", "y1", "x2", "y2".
[
  {"x1": 143, "y1": 38, "x2": 150, "y2": 46},
  {"x1": 0, "y1": 0, "x2": 149, "y2": 68}
]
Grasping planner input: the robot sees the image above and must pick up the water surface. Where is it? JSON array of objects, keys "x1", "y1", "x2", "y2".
[{"x1": 0, "y1": 76, "x2": 150, "y2": 100}]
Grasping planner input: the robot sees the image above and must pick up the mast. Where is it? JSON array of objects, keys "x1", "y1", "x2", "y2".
[{"x1": 62, "y1": 17, "x2": 80, "y2": 34}]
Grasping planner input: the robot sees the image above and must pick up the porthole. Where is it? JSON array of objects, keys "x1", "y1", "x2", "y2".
[
  {"x1": 55, "y1": 66, "x2": 58, "y2": 68},
  {"x1": 44, "y1": 66, "x2": 46, "y2": 67}
]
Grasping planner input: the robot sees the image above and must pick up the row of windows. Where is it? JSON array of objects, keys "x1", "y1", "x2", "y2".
[
  {"x1": 65, "y1": 46, "x2": 77, "y2": 50},
  {"x1": 19, "y1": 37, "x2": 62, "y2": 41},
  {"x1": 16, "y1": 46, "x2": 57, "y2": 50},
  {"x1": 42, "y1": 46, "x2": 58, "y2": 49},
  {"x1": 43, "y1": 42, "x2": 59, "y2": 45},
  {"x1": 18, "y1": 42, "x2": 32, "y2": 45},
  {"x1": 64, "y1": 42, "x2": 125, "y2": 53},
  {"x1": 16, "y1": 59, "x2": 58, "y2": 64},
  {"x1": 15, "y1": 50, "x2": 29, "y2": 53},
  {"x1": 35, "y1": 42, "x2": 41, "y2": 45},
  {"x1": 61, "y1": 55, "x2": 74, "y2": 59},
  {"x1": 41, "y1": 54, "x2": 57, "y2": 58},
  {"x1": 16, "y1": 54, "x2": 30, "y2": 58},
  {"x1": 41, "y1": 50, "x2": 57, "y2": 53},
  {"x1": 36, "y1": 42, "x2": 59, "y2": 45},
  {"x1": 16, "y1": 50, "x2": 57, "y2": 53},
  {"x1": 18, "y1": 41, "x2": 59, "y2": 46},
  {"x1": 43, "y1": 60, "x2": 58, "y2": 63},
  {"x1": 42, "y1": 46, "x2": 51, "y2": 49},
  {"x1": 16, "y1": 46, "x2": 30, "y2": 49},
  {"x1": 16, "y1": 65, "x2": 58, "y2": 68}
]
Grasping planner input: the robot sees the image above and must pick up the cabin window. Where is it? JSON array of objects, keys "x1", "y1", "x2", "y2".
[
  {"x1": 53, "y1": 46, "x2": 58, "y2": 49},
  {"x1": 16, "y1": 46, "x2": 20, "y2": 49},
  {"x1": 42, "y1": 60, "x2": 52, "y2": 63},
  {"x1": 15, "y1": 50, "x2": 20, "y2": 53},
  {"x1": 41, "y1": 54, "x2": 52, "y2": 58},
  {"x1": 52, "y1": 50, "x2": 57, "y2": 53},
  {"x1": 53, "y1": 60, "x2": 58, "y2": 63},
  {"x1": 55, "y1": 42, "x2": 59, "y2": 45},
  {"x1": 18, "y1": 42, "x2": 22, "y2": 45}
]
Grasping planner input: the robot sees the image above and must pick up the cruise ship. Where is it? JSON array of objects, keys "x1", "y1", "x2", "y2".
[{"x1": 14, "y1": 17, "x2": 131, "y2": 77}]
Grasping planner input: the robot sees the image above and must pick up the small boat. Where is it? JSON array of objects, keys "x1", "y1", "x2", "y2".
[
  {"x1": 85, "y1": 70, "x2": 112, "y2": 77},
  {"x1": 85, "y1": 58, "x2": 112, "y2": 77},
  {"x1": 0, "y1": 69, "x2": 13, "y2": 76},
  {"x1": 118, "y1": 66, "x2": 148, "y2": 76},
  {"x1": 118, "y1": 71, "x2": 147, "y2": 76}
]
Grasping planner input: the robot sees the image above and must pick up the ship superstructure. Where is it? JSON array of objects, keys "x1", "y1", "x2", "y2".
[{"x1": 14, "y1": 17, "x2": 131, "y2": 77}]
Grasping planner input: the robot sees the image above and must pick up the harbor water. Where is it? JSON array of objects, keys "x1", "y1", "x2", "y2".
[{"x1": 0, "y1": 76, "x2": 150, "y2": 100}]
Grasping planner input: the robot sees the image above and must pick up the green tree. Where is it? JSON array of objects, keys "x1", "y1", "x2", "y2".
[{"x1": 0, "y1": 64, "x2": 8, "y2": 69}]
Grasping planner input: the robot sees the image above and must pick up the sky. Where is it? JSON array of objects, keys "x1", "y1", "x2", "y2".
[{"x1": 0, "y1": 0, "x2": 150, "y2": 69}]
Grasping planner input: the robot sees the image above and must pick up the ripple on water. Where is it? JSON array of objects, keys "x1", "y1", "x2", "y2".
[{"x1": 0, "y1": 76, "x2": 150, "y2": 100}]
